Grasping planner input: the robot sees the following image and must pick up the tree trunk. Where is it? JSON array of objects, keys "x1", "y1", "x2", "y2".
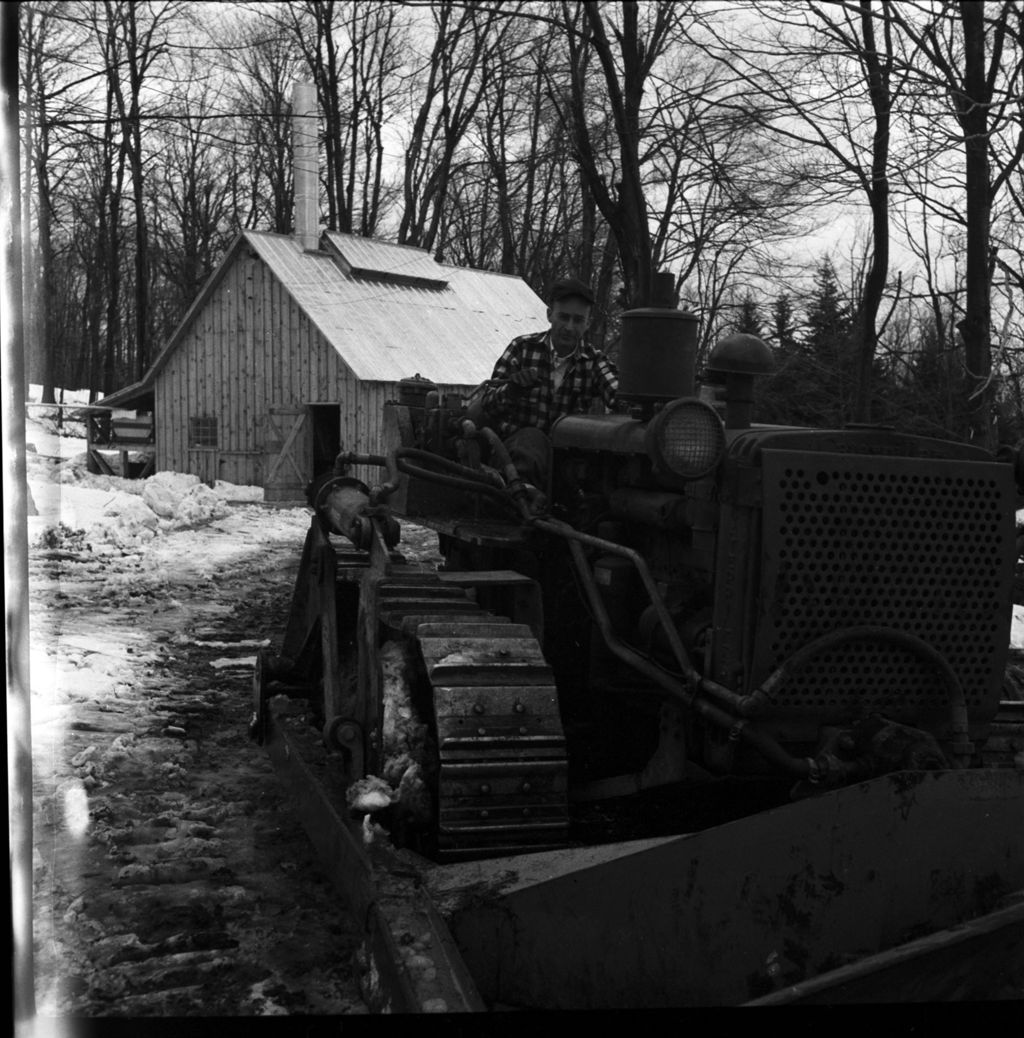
[
  {"x1": 853, "y1": 0, "x2": 892, "y2": 423},
  {"x1": 573, "y1": 3, "x2": 661, "y2": 307},
  {"x1": 131, "y1": 138, "x2": 149, "y2": 382},
  {"x1": 958, "y1": 1, "x2": 994, "y2": 448},
  {"x1": 35, "y1": 129, "x2": 55, "y2": 401}
]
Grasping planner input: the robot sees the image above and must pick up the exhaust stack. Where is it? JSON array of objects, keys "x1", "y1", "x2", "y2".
[
  {"x1": 616, "y1": 270, "x2": 698, "y2": 416},
  {"x1": 293, "y1": 81, "x2": 319, "y2": 251}
]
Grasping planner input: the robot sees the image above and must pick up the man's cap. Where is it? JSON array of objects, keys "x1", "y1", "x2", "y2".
[{"x1": 548, "y1": 277, "x2": 595, "y2": 306}]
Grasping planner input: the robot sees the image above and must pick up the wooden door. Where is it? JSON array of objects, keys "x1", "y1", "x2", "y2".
[
  {"x1": 188, "y1": 447, "x2": 220, "y2": 487},
  {"x1": 263, "y1": 406, "x2": 311, "y2": 504}
]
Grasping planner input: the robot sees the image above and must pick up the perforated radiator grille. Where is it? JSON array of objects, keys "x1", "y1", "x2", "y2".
[{"x1": 752, "y1": 450, "x2": 1015, "y2": 731}]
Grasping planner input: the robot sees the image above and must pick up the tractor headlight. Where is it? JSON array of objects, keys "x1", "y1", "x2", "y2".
[{"x1": 645, "y1": 398, "x2": 725, "y2": 480}]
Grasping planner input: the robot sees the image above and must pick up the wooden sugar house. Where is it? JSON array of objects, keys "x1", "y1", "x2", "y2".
[{"x1": 98, "y1": 84, "x2": 546, "y2": 503}]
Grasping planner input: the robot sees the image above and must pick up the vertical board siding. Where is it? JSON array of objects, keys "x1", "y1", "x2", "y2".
[
  {"x1": 223, "y1": 259, "x2": 237, "y2": 453},
  {"x1": 280, "y1": 276, "x2": 291, "y2": 405},
  {"x1": 235, "y1": 258, "x2": 250, "y2": 456},
  {"x1": 171, "y1": 345, "x2": 182, "y2": 469},
  {"x1": 202, "y1": 276, "x2": 213, "y2": 426},
  {"x1": 314, "y1": 302, "x2": 324, "y2": 394},
  {"x1": 260, "y1": 260, "x2": 273, "y2": 459},
  {"x1": 252, "y1": 260, "x2": 266, "y2": 480},
  {"x1": 186, "y1": 306, "x2": 198, "y2": 468},
  {"x1": 295, "y1": 308, "x2": 305, "y2": 402},
  {"x1": 217, "y1": 261, "x2": 229, "y2": 462},
  {"x1": 241, "y1": 260, "x2": 253, "y2": 458},
  {"x1": 155, "y1": 378, "x2": 167, "y2": 471},
  {"x1": 294, "y1": 302, "x2": 305, "y2": 403}
]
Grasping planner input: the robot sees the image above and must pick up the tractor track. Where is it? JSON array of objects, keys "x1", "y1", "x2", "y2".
[
  {"x1": 375, "y1": 573, "x2": 572, "y2": 860},
  {"x1": 28, "y1": 507, "x2": 382, "y2": 1019}
]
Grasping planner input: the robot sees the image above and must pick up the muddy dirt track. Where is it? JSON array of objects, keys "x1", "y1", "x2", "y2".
[{"x1": 26, "y1": 504, "x2": 417, "y2": 1024}]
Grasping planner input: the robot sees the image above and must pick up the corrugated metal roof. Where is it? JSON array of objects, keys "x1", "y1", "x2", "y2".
[{"x1": 248, "y1": 231, "x2": 547, "y2": 385}]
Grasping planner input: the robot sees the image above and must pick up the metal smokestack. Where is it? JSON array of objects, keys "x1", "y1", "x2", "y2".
[{"x1": 292, "y1": 82, "x2": 319, "y2": 251}]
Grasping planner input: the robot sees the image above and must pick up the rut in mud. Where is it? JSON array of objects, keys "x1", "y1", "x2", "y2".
[{"x1": 28, "y1": 505, "x2": 402, "y2": 1017}]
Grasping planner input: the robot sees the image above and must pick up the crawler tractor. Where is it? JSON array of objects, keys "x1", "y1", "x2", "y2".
[{"x1": 252, "y1": 274, "x2": 1024, "y2": 1009}]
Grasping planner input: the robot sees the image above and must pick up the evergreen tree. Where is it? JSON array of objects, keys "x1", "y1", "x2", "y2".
[
  {"x1": 804, "y1": 258, "x2": 852, "y2": 358},
  {"x1": 770, "y1": 292, "x2": 798, "y2": 353},
  {"x1": 736, "y1": 294, "x2": 762, "y2": 336},
  {"x1": 756, "y1": 269, "x2": 854, "y2": 429},
  {"x1": 801, "y1": 258, "x2": 854, "y2": 423},
  {"x1": 756, "y1": 348, "x2": 830, "y2": 427},
  {"x1": 892, "y1": 312, "x2": 972, "y2": 440}
]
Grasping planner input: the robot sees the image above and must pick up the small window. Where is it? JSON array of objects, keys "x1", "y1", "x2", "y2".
[{"x1": 189, "y1": 416, "x2": 218, "y2": 448}]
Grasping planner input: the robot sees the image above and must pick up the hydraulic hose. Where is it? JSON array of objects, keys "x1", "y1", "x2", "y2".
[
  {"x1": 391, "y1": 448, "x2": 520, "y2": 517},
  {"x1": 751, "y1": 624, "x2": 973, "y2": 766},
  {"x1": 532, "y1": 515, "x2": 702, "y2": 687},
  {"x1": 562, "y1": 536, "x2": 695, "y2": 706},
  {"x1": 334, "y1": 450, "x2": 388, "y2": 470},
  {"x1": 331, "y1": 450, "x2": 404, "y2": 506},
  {"x1": 392, "y1": 435, "x2": 536, "y2": 521},
  {"x1": 394, "y1": 460, "x2": 516, "y2": 508},
  {"x1": 469, "y1": 424, "x2": 536, "y2": 521},
  {"x1": 394, "y1": 445, "x2": 502, "y2": 486},
  {"x1": 559, "y1": 534, "x2": 812, "y2": 778}
]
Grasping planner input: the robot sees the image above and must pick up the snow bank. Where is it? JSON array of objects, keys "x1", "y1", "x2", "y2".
[
  {"x1": 142, "y1": 472, "x2": 202, "y2": 517},
  {"x1": 29, "y1": 474, "x2": 242, "y2": 550},
  {"x1": 213, "y1": 480, "x2": 264, "y2": 504},
  {"x1": 25, "y1": 412, "x2": 267, "y2": 552}
]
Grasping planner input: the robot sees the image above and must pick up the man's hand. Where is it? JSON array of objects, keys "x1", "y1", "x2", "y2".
[{"x1": 506, "y1": 367, "x2": 541, "y2": 396}]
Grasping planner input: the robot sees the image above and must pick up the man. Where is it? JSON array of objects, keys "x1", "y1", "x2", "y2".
[{"x1": 480, "y1": 277, "x2": 618, "y2": 488}]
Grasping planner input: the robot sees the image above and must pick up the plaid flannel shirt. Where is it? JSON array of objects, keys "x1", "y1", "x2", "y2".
[{"x1": 481, "y1": 330, "x2": 618, "y2": 437}]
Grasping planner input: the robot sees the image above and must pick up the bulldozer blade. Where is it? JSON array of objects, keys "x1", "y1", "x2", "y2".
[
  {"x1": 743, "y1": 893, "x2": 1024, "y2": 1003},
  {"x1": 425, "y1": 768, "x2": 1024, "y2": 1008}
]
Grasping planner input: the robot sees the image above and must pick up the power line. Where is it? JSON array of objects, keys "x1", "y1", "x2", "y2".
[{"x1": 33, "y1": 110, "x2": 288, "y2": 128}]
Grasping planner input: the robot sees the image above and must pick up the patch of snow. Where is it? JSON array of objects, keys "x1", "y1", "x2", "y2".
[
  {"x1": 175, "y1": 483, "x2": 231, "y2": 527},
  {"x1": 148, "y1": 470, "x2": 202, "y2": 495},
  {"x1": 1011, "y1": 606, "x2": 1024, "y2": 649},
  {"x1": 23, "y1": 409, "x2": 287, "y2": 553},
  {"x1": 143, "y1": 479, "x2": 187, "y2": 518},
  {"x1": 346, "y1": 776, "x2": 393, "y2": 813},
  {"x1": 191, "y1": 639, "x2": 270, "y2": 649},
  {"x1": 209, "y1": 657, "x2": 258, "y2": 670},
  {"x1": 213, "y1": 480, "x2": 264, "y2": 504},
  {"x1": 28, "y1": 384, "x2": 94, "y2": 405}
]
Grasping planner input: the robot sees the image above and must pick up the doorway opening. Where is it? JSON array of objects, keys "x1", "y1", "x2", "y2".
[{"x1": 309, "y1": 404, "x2": 341, "y2": 480}]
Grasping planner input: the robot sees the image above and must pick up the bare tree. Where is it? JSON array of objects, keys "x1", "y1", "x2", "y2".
[
  {"x1": 79, "y1": 1, "x2": 129, "y2": 394},
  {"x1": 340, "y1": 0, "x2": 406, "y2": 236},
  {"x1": 269, "y1": 0, "x2": 409, "y2": 236},
  {"x1": 280, "y1": 0, "x2": 356, "y2": 232},
  {"x1": 99, "y1": 0, "x2": 183, "y2": 381},
  {"x1": 888, "y1": 0, "x2": 1024, "y2": 447},
  {"x1": 695, "y1": 0, "x2": 916, "y2": 422},
  {"x1": 41, "y1": 0, "x2": 1022, "y2": 419},
  {"x1": 397, "y1": 0, "x2": 513, "y2": 253},
  {"x1": 541, "y1": 1, "x2": 691, "y2": 307},
  {"x1": 19, "y1": 1, "x2": 75, "y2": 402},
  {"x1": 434, "y1": 16, "x2": 608, "y2": 291},
  {"x1": 149, "y1": 70, "x2": 238, "y2": 326},
  {"x1": 226, "y1": 11, "x2": 304, "y2": 233},
  {"x1": 443, "y1": 11, "x2": 542, "y2": 274}
]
